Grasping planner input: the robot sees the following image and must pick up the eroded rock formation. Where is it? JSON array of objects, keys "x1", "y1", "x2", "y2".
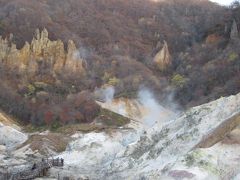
[
  {"x1": 0, "y1": 28, "x2": 85, "y2": 75},
  {"x1": 153, "y1": 41, "x2": 172, "y2": 71},
  {"x1": 230, "y1": 20, "x2": 239, "y2": 40}
]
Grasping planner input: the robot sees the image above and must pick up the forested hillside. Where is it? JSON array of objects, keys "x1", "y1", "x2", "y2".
[{"x1": 0, "y1": 0, "x2": 239, "y2": 126}]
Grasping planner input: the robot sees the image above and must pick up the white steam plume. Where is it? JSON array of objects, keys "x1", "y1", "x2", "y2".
[{"x1": 137, "y1": 88, "x2": 179, "y2": 128}]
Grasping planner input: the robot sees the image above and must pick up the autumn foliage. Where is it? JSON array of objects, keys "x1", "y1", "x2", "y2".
[{"x1": 0, "y1": 0, "x2": 239, "y2": 126}]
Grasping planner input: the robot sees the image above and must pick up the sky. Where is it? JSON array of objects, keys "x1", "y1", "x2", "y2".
[{"x1": 210, "y1": 0, "x2": 234, "y2": 5}]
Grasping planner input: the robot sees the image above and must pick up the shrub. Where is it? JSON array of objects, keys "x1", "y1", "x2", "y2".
[
  {"x1": 27, "y1": 84, "x2": 36, "y2": 96},
  {"x1": 102, "y1": 72, "x2": 111, "y2": 82},
  {"x1": 228, "y1": 52, "x2": 238, "y2": 62},
  {"x1": 108, "y1": 77, "x2": 120, "y2": 86},
  {"x1": 171, "y1": 74, "x2": 188, "y2": 88}
]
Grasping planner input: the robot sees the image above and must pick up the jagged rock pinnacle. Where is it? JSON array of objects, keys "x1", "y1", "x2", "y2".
[
  {"x1": 0, "y1": 29, "x2": 85, "y2": 75},
  {"x1": 153, "y1": 40, "x2": 172, "y2": 71},
  {"x1": 230, "y1": 20, "x2": 239, "y2": 39}
]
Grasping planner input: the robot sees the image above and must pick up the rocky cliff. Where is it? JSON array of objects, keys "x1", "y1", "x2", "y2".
[{"x1": 0, "y1": 28, "x2": 85, "y2": 75}]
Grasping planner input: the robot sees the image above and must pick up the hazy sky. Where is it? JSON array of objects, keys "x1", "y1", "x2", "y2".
[{"x1": 210, "y1": 0, "x2": 234, "y2": 5}]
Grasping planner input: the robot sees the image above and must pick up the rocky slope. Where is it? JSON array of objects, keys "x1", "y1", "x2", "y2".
[
  {"x1": 0, "y1": 111, "x2": 29, "y2": 175},
  {"x1": 49, "y1": 92, "x2": 240, "y2": 179},
  {"x1": 1, "y1": 92, "x2": 240, "y2": 179},
  {"x1": 0, "y1": 111, "x2": 27, "y2": 150}
]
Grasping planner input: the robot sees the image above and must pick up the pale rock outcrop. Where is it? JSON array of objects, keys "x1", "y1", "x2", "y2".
[
  {"x1": 0, "y1": 112, "x2": 27, "y2": 150},
  {"x1": 230, "y1": 20, "x2": 239, "y2": 40},
  {"x1": 0, "y1": 29, "x2": 85, "y2": 75},
  {"x1": 0, "y1": 123, "x2": 27, "y2": 150},
  {"x1": 19, "y1": 42, "x2": 31, "y2": 70},
  {"x1": 153, "y1": 40, "x2": 172, "y2": 71},
  {"x1": 167, "y1": 127, "x2": 240, "y2": 179},
  {"x1": 64, "y1": 40, "x2": 84, "y2": 73}
]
